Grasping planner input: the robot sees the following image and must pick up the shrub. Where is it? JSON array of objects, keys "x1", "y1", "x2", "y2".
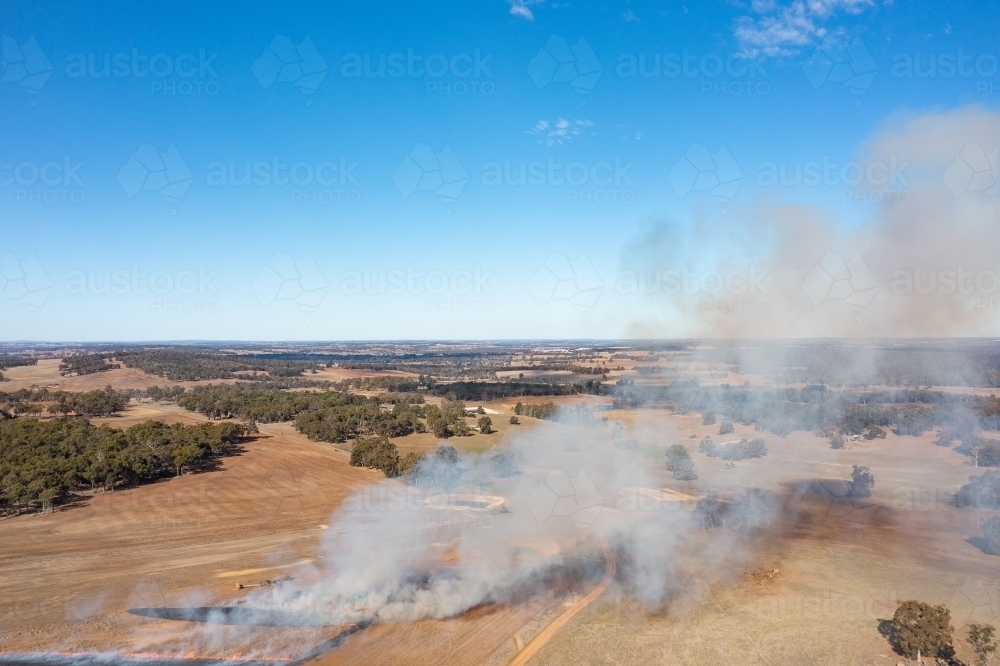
[
  {"x1": 719, "y1": 421, "x2": 734, "y2": 435},
  {"x1": 509, "y1": 415, "x2": 519, "y2": 425},
  {"x1": 702, "y1": 411, "x2": 716, "y2": 425},
  {"x1": 830, "y1": 434, "x2": 845, "y2": 449}
]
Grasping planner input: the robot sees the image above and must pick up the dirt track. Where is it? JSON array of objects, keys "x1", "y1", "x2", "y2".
[{"x1": 509, "y1": 526, "x2": 616, "y2": 666}]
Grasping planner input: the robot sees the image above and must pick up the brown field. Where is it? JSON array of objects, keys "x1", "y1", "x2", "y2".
[{"x1": 4, "y1": 362, "x2": 1000, "y2": 665}]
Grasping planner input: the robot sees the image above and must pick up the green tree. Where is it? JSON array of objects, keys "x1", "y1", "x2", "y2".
[
  {"x1": 719, "y1": 421, "x2": 734, "y2": 435},
  {"x1": 478, "y1": 416, "x2": 493, "y2": 434},
  {"x1": 349, "y1": 436, "x2": 400, "y2": 477},
  {"x1": 892, "y1": 600, "x2": 954, "y2": 660},
  {"x1": 982, "y1": 517, "x2": 1000, "y2": 555},
  {"x1": 490, "y1": 451, "x2": 519, "y2": 477},
  {"x1": 702, "y1": 411, "x2": 716, "y2": 425},
  {"x1": 697, "y1": 495, "x2": 723, "y2": 529},
  {"x1": 830, "y1": 434, "x2": 845, "y2": 449},
  {"x1": 968, "y1": 623, "x2": 997, "y2": 666},
  {"x1": 849, "y1": 465, "x2": 875, "y2": 497}
]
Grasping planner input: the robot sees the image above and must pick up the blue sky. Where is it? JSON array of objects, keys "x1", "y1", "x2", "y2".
[{"x1": 1, "y1": 0, "x2": 999, "y2": 340}]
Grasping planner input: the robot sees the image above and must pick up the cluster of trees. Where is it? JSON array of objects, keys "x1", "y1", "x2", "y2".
[
  {"x1": 0, "y1": 417, "x2": 254, "y2": 513},
  {"x1": 178, "y1": 385, "x2": 490, "y2": 444},
  {"x1": 118, "y1": 349, "x2": 320, "y2": 381},
  {"x1": 297, "y1": 400, "x2": 425, "y2": 442},
  {"x1": 885, "y1": 600, "x2": 996, "y2": 664},
  {"x1": 665, "y1": 444, "x2": 697, "y2": 480},
  {"x1": 331, "y1": 376, "x2": 422, "y2": 393},
  {"x1": 59, "y1": 353, "x2": 120, "y2": 376},
  {"x1": 422, "y1": 401, "x2": 472, "y2": 438},
  {"x1": 513, "y1": 401, "x2": 558, "y2": 420},
  {"x1": 954, "y1": 472, "x2": 1000, "y2": 509},
  {"x1": 177, "y1": 385, "x2": 365, "y2": 422},
  {"x1": 883, "y1": 598, "x2": 999, "y2": 664},
  {"x1": 1, "y1": 387, "x2": 129, "y2": 418},
  {"x1": 349, "y1": 436, "x2": 401, "y2": 476},
  {"x1": 698, "y1": 437, "x2": 767, "y2": 461}
]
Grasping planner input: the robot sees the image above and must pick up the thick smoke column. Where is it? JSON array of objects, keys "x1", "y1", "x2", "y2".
[{"x1": 620, "y1": 106, "x2": 1000, "y2": 339}]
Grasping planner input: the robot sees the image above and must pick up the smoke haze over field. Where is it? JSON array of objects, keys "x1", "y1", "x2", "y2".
[{"x1": 119, "y1": 415, "x2": 773, "y2": 657}]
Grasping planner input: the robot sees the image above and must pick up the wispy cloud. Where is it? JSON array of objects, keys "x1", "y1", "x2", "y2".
[
  {"x1": 734, "y1": 0, "x2": 874, "y2": 57},
  {"x1": 526, "y1": 118, "x2": 594, "y2": 146},
  {"x1": 508, "y1": 0, "x2": 542, "y2": 21}
]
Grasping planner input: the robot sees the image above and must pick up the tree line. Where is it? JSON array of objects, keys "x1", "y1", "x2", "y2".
[
  {"x1": 177, "y1": 384, "x2": 485, "y2": 443},
  {"x1": 0, "y1": 417, "x2": 254, "y2": 514},
  {"x1": 117, "y1": 349, "x2": 322, "y2": 381}
]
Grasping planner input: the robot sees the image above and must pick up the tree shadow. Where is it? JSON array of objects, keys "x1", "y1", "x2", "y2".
[
  {"x1": 128, "y1": 606, "x2": 330, "y2": 627},
  {"x1": 877, "y1": 618, "x2": 902, "y2": 656},
  {"x1": 967, "y1": 536, "x2": 1000, "y2": 556}
]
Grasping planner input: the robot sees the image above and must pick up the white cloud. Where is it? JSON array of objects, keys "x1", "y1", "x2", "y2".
[
  {"x1": 734, "y1": 0, "x2": 873, "y2": 58},
  {"x1": 526, "y1": 118, "x2": 594, "y2": 146},
  {"x1": 508, "y1": 0, "x2": 542, "y2": 20}
]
